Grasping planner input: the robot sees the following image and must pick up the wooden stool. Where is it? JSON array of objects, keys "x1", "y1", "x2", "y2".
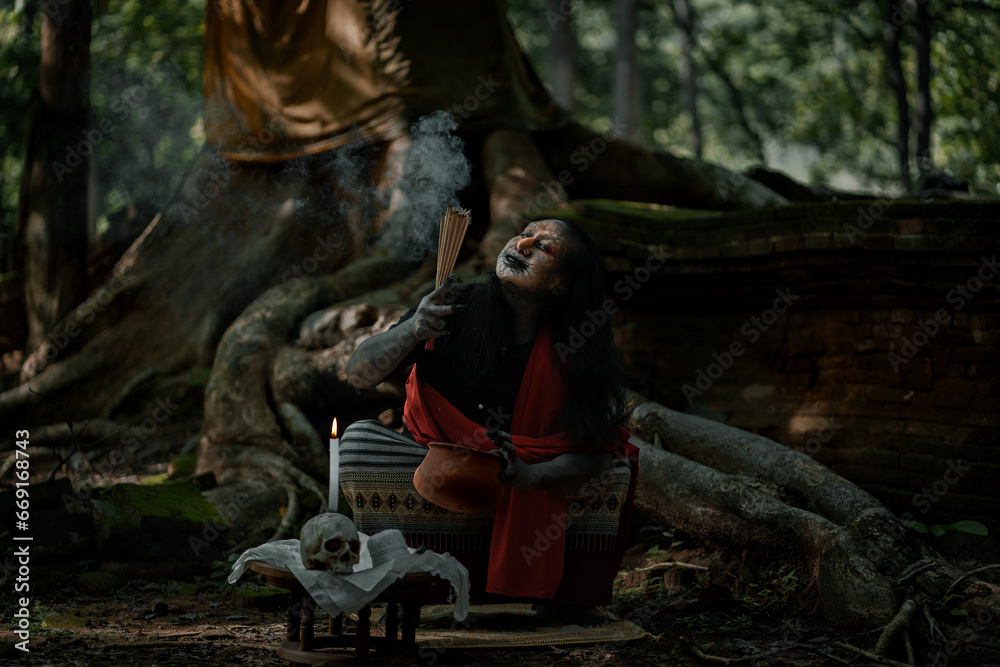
[{"x1": 247, "y1": 561, "x2": 449, "y2": 664}]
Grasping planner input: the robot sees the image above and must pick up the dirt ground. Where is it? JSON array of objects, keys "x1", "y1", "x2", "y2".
[
  {"x1": 4, "y1": 533, "x2": 998, "y2": 667},
  {"x1": 2, "y1": 430, "x2": 997, "y2": 666}
]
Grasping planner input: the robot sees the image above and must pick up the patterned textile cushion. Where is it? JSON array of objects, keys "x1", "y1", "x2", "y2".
[{"x1": 340, "y1": 420, "x2": 631, "y2": 552}]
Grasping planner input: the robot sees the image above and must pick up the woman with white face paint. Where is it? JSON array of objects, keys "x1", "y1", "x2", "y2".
[{"x1": 344, "y1": 218, "x2": 637, "y2": 627}]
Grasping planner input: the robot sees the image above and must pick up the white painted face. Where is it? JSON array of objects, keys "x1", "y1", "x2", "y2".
[
  {"x1": 299, "y1": 513, "x2": 360, "y2": 574},
  {"x1": 494, "y1": 220, "x2": 571, "y2": 295}
]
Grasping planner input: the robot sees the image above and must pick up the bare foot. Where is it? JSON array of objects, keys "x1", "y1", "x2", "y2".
[{"x1": 535, "y1": 603, "x2": 609, "y2": 628}]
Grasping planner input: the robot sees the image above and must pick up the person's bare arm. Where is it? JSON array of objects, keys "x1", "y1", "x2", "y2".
[
  {"x1": 492, "y1": 433, "x2": 611, "y2": 493},
  {"x1": 346, "y1": 280, "x2": 461, "y2": 388}
]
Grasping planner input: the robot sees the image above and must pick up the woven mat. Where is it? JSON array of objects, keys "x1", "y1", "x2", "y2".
[{"x1": 405, "y1": 603, "x2": 649, "y2": 650}]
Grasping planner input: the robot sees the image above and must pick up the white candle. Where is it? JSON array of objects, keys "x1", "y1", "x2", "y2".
[{"x1": 329, "y1": 418, "x2": 339, "y2": 513}]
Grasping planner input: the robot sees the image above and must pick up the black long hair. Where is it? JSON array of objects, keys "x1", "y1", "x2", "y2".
[{"x1": 447, "y1": 219, "x2": 628, "y2": 451}]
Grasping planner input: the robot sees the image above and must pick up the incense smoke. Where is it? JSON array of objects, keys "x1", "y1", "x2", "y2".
[{"x1": 382, "y1": 111, "x2": 472, "y2": 261}]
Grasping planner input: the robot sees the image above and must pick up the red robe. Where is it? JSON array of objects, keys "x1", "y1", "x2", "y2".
[{"x1": 404, "y1": 324, "x2": 634, "y2": 599}]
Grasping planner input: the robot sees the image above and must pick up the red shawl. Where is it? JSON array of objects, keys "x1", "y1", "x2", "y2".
[{"x1": 404, "y1": 325, "x2": 631, "y2": 599}]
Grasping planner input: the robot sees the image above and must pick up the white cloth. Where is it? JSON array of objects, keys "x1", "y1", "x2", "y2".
[{"x1": 227, "y1": 534, "x2": 470, "y2": 621}]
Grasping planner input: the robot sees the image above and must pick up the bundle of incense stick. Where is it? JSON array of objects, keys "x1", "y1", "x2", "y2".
[
  {"x1": 425, "y1": 206, "x2": 471, "y2": 352},
  {"x1": 435, "y1": 206, "x2": 471, "y2": 288}
]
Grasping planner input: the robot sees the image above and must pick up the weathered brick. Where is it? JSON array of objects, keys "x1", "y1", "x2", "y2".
[
  {"x1": 816, "y1": 354, "x2": 850, "y2": 370},
  {"x1": 786, "y1": 327, "x2": 812, "y2": 343},
  {"x1": 861, "y1": 235, "x2": 897, "y2": 251},
  {"x1": 922, "y1": 493, "x2": 1000, "y2": 517},
  {"x1": 908, "y1": 391, "x2": 938, "y2": 408},
  {"x1": 870, "y1": 467, "x2": 939, "y2": 491},
  {"x1": 855, "y1": 338, "x2": 878, "y2": 353},
  {"x1": 825, "y1": 339, "x2": 859, "y2": 354},
  {"x1": 950, "y1": 346, "x2": 987, "y2": 362},
  {"x1": 934, "y1": 377, "x2": 974, "y2": 392},
  {"x1": 773, "y1": 235, "x2": 805, "y2": 253},
  {"x1": 943, "y1": 329, "x2": 976, "y2": 346},
  {"x1": 902, "y1": 374, "x2": 933, "y2": 390},
  {"x1": 861, "y1": 310, "x2": 891, "y2": 324},
  {"x1": 896, "y1": 219, "x2": 925, "y2": 234},
  {"x1": 899, "y1": 453, "x2": 936, "y2": 473},
  {"x1": 785, "y1": 341, "x2": 826, "y2": 358},
  {"x1": 893, "y1": 356, "x2": 932, "y2": 375},
  {"x1": 866, "y1": 386, "x2": 909, "y2": 403},
  {"x1": 967, "y1": 395, "x2": 1000, "y2": 417},
  {"x1": 781, "y1": 358, "x2": 813, "y2": 373},
  {"x1": 890, "y1": 308, "x2": 916, "y2": 323},
  {"x1": 953, "y1": 461, "x2": 1000, "y2": 491},
  {"x1": 871, "y1": 324, "x2": 891, "y2": 338}
]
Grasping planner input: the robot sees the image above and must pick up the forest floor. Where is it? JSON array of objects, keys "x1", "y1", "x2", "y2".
[
  {"x1": 0, "y1": 547, "x2": 831, "y2": 667},
  {"x1": 4, "y1": 531, "x2": 996, "y2": 667},
  {"x1": 1, "y1": 423, "x2": 997, "y2": 666}
]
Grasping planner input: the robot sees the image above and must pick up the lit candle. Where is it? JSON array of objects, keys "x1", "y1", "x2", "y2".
[{"x1": 329, "y1": 418, "x2": 339, "y2": 513}]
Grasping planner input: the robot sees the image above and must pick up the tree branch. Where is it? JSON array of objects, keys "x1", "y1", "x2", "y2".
[
  {"x1": 691, "y1": 40, "x2": 766, "y2": 164},
  {"x1": 943, "y1": 1, "x2": 1000, "y2": 14}
]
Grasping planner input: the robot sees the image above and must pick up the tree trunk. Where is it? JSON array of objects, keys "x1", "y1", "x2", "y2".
[
  {"x1": 0, "y1": 0, "x2": 799, "y2": 574},
  {"x1": 547, "y1": 0, "x2": 575, "y2": 112},
  {"x1": 2, "y1": 136, "x2": 399, "y2": 419},
  {"x1": 914, "y1": 0, "x2": 933, "y2": 183},
  {"x1": 884, "y1": 0, "x2": 912, "y2": 193},
  {"x1": 479, "y1": 129, "x2": 570, "y2": 264},
  {"x1": 20, "y1": 0, "x2": 91, "y2": 353},
  {"x1": 699, "y1": 47, "x2": 765, "y2": 164},
  {"x1": 613, "y1": 0, "x2": 639, "y2": 141},
  {"x1": 673, "y1": 0, "x2": 701, "y2": 158}
]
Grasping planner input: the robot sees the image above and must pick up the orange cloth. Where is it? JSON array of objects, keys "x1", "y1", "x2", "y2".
[
  {"x1": 403, "y1": 325, "x2": 631, "y2": 599},
  {"x1": 203, "y1": 0, "x2": 568, "y2": 162}
]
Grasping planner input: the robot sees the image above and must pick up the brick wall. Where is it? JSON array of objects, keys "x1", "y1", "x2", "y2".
[{"x1": 585, "y1": 199, "x2": 1000, "y2": 558}]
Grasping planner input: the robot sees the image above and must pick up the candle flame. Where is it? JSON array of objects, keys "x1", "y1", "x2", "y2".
[{"x1": 331, "y1": 418, "x2": 338, "y2": 438}]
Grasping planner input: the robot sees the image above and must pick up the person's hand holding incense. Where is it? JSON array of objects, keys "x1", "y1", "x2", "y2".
[
  {"x1": 410, "y1": 275, "x2": 463, "y2": 340},
  {"x1": 346, "y1": 278, "x2": 465, "y2": 388}
]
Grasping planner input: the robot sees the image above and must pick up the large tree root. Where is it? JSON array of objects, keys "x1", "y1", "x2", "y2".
[
  {"x1": 874, "y1": 598, "x2": 917, "y2": 657},
  {"x1": 627, "y1": 396, "x2": 1000, "y2": 635},
  {"x1": 197, "y1": 252, "x2": 420, "y2": 477},
  {"x1": 532, "y1": 121, "x2": 790, "y2": 211},
  {"x1": 477, "y1": 129, "x2": 571, "y2": 266},
  {"x1": 194, "y1": 252, "x2": 431, "y2": 544},
  {"x1": 2, "y1": 138, "x2": 404, "y2": 424}
]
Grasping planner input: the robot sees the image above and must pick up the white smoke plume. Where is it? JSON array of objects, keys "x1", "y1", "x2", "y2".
[{"x1": 382, "y1": 110, "x2": 472, "y2": 261}]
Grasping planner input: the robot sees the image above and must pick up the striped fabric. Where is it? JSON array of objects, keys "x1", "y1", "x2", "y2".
[{"x1": 340, "y1": 420, "x2": 632, "y2": 553}]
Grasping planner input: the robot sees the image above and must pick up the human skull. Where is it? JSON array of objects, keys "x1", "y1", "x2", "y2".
[{"x1": 299, "y1": 513, "x2": 360, "y2": 574}]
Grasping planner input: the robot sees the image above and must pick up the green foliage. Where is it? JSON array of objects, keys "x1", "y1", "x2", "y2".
[
  {"x1": 0, "y1": 7, "x2": 38, "y2": 252},
  {"x1": 903, "y1": 518, "x2": 989, "y2": 537},
  {"x1": 505, "y1": 0, "x2": 1000, "y2": 195},
  {"x1": 211, "y1": 551, "x2": 242, "y2": 584},
  {"x1": 736, "y1": 564, "x2": 800, "y2": 610},
  {"x1": 2, "y1": 0, "x2": 998, "y2": 261},
  {"x1": 935, "y1": 592, "x2": 970, "y2": 616},
  {"x1": 0, "y1": 0, "x2": 204, "y2": 265},
  {"x1": 86, "y1": 0, "x2": 205, "y2": 227}
]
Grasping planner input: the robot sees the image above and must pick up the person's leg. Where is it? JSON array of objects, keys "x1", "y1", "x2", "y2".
[
  {"x1": 535, "y1": 449, "x2": 637, "y2": 627},
  {"x1": 340, "y1": 420, "x2": 494, "y2": 595},
  {"x1": 339, "y1": 420, "x2": 430, "y2": 534}
]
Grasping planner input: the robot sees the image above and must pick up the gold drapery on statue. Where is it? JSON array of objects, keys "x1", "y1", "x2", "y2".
[{"x1": 203, "y1": 0, "x2": 568, "y2": 162}]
